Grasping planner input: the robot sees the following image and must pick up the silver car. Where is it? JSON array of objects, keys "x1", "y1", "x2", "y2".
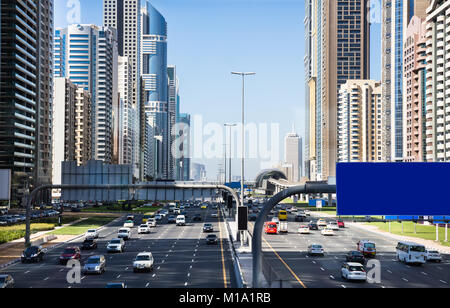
[
  {"x1": 107, "y1": 238, "x2": 125, "y2": 253},
  {"x1": 83, "y1": 255, "x2": 106, "y2": 274}
]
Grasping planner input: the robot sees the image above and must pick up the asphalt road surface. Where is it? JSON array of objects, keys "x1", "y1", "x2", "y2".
[
  {"x1": 258, "y1": 214, "x2": 450, "y2": 288},
  {"x1": 0, "y1": 204, "x2": 236, "y2": 288}
]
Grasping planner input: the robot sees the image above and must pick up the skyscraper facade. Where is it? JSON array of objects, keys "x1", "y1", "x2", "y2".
[
  {"x1": 175, "y1": 113, "x2": 191, "y2": 181},
  {"x1": 425, "y1": 0, "x2": 450, "y2": 162},
  {"x1": 381, "y1": 0, "x2": 430, "y2": 162},
  {"x1": 54, "y1": 25, "x2": 118, "y2": 164},
  {"x1": 403, "y1": 16, "x2": 427, "y2": 162},
  {"x1": 167, "y1": 65, "x2": 179, "y2": 180},
  {"x1": 305, "y1": 0, "x2": 370, "y2": 180},
  {"x1": 0, "y1": 0, "x2": 54, "y2": 201},
  {"x1": 337, "y1": 80, "x2": 384, "y2": 162},
  {"x1": 141, "y1": 2, "x2": 169, "y2": 179},
  {"x1": 284, "y1": 129, "x2": 302, "y2": 182}
]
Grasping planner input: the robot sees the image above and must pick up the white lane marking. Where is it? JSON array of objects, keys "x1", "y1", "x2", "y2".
[
  {"x1": 190, "y1": 265, "x2": 193, "y2": 269},
  {"x1": 330, "y1": 275, "x2": 335, "y2": 280},
  {"x1": 117, "y1": 275, "x2": 121, "y2": 279},
  {"x1": 157, "y1": 266, "x2": 160, "y2": 270},
  {"x1": 192, "y1": 259, "x2": 195, "y2": 262},
  {"x1": 162, "y1": 260, "x2": 165, "y2": 264},
  {"x1": 44, "y1": 277, "x2": 49, "y2": 281},
  {"x1": 386, "y1": 269, "x2": 392, "y2": 274},
  {"x1": 312, "y1": 261, "x2": 316, "y2": 264},
  {"x1": 152, "y1": 274, "x2": 156, "y2": 278},
  {"x1": 440, "y1": 280, "x2": 447, "y2": 284},
  {"x1": 402, "y1": 278, "x2": 408, "y2": 282},
  {"x1": 25, "y1": 270, "x2": 30, "y2": 274},
  {"x1": 320, "y1": 267, "x2": 325, "y2": 271},
  {"x1": 187, "y1": 273, "x2": 191, "y2": 277},
  {"x1": 341, "y1": 285, "x2": 346, "y2": 288},
  {"x1": 421, "y1": 272, "x2": 428, "y2": 276},
  {"x1": 59, "y1": 268, "x2": 64, "y2": 272},
  {"x1": 185, "y1": 282, "x2": 188, "y2": 286},
  {"x1": 146, "y1": 282, "x2": 150, "y2": 288},
  {"x1": 81, "y1": 276, "x2": 86, "y2": 280}
]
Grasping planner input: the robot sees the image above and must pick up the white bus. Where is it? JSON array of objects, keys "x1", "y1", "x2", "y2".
[{"x1": 396, "y1": 241, "x2": 426, "y2": 265}]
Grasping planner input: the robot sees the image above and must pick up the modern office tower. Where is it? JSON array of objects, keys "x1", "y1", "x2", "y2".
[
  {"x1": 403, "y1": 16, "x2": 427, "y2": 162},
  {"x1": 141, "y1": 2, "x2": 169, "y2": 179},
  {"x1": 52, "y1": 78, "x2": 92, "y2": 187},
  {"x1": 117, "y1": 56, "x2": 135, "y2": 169},
  {"x1": 175, "y1": 113, "x2": 191, "y2": 181},
  {"x1": 425, "y1": 0, "x2": 450, "y2": 162},
  {"x1": 381, "y1": 0, "x2": 430, "y2": 162},
  {"x1": 54, "y1": 25, "x2": 118, "y2": 164},
  {"x1": 337, "y1": 80, "x2": 383, "y2": 162},
  {"x1": 167, "y1": 65, "x2": 179, "y2": 180},
  {"x1": 191, "y1": 163, "x2": 207, "y2": 182},
  {"x1": 52, "y1": 78, "x2": 77, "y2": 187},
  {"x1": 103, "y1": 0, "x2": 142, "y2": 176},
  {"x1": 143, "y1": 121, "x2": 154, "y2": 180},
  {"x1": 305, "y1": 0, "x2": 370, "y2": 181},
  {"x1": 74, "y1": 87, "x2": 92, "y2": 166},
  {"x1": 0, "y1": 0, "x2": 54, "y2": 201},
  {"x1": 284, "y1": 128, "x2": 302, "y2": 182}
]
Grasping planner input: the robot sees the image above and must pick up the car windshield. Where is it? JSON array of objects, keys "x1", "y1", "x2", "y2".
[
  {"x1": 140, "y1": 225, "x2": 147, "y2": 228},
  {"x1": 312, "y1": 245, "x2": 322, "y2": 249},
  {"x1": 87, "y1": 257, "x2": 100, "y2": 264},
  {"x1": 87, "y1": 230, "x2": 96, "y2": 233},
  {"x1": 351, "y1": 251, "x2": 362, "y2": 256},
  {"x1": 429, "y1": 251, "x2": 439, "y2": 254},
  {"x1": 119, "y1": 230, "x2": 128, "y2": 233},
  {"x1": 205, "y1": 224, "x2": 212, "y2": 227},
  {"x1": 84, "y1": 239, "x2": 93, "y2": 243},
  {"x1": 25, "y1": 247, "x2": 38, "y2": 254},
  {"x1": 125, "y1": 220, "x2": 132, "y2": 223},
  {"x1": 364, "y1": 243, "x2": 375, "y2": 248},
  {"x1": 410, "y1": 245, "x2": 426, "y2": 252},
  {"x1": 63, "y1": 249, "x2": 76, "y2": 254},
  {"x1": 349, "y1": 266, "x2": 365, "y2": 272},
  {"x1": 136, "y1": 255, "x2": 150, "y2": 261},
  {"x1": 207, "y1": 235, "x2": 216, "y2": 238},
  {"x1": 110, "y1": 240, "x2": 121, "y2": 244}
]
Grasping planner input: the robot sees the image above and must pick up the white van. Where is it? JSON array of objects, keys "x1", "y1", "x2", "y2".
[
  {"x1": 176, "y1": 215, "x2": 186, "y2": 226},
  {"x1": 396, "y1": 241, "x2": 426, "y2": 265}
]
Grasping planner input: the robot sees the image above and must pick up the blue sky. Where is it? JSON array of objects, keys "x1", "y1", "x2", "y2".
[{"x1": 55, "y1": 0, "x2": 382, "y2": 180}]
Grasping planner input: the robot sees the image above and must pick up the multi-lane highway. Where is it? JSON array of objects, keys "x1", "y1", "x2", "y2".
[
  {"x1": 0, "y1": 205, "x2": 236, "y2": 288},
  {"x1": 258, "y1": 213, "x2": 450, "y2": 288}
]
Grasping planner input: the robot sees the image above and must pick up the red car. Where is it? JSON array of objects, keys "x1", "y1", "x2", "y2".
[
  {"x1": 337, "y1": 220, "x2": 345, "y2": 228},
  {"x1": 59, "y1": 246, "x2": 81, "y2": 264},
  {"x1": 265, "y1": 222, "x2": 278, "y2": 234}
]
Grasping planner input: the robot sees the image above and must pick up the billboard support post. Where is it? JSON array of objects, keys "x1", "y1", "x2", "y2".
[
  {"x1": 436, "y1": 224, "x2": 439, "y2": 242},
  {"x1": 445, "y1": 224, "x2": 448, "y2": 243},
  {"x1": 389, "y1": 221, "x2": 391, "y2": 233}
]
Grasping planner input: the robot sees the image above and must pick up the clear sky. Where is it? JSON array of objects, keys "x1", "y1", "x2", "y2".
[{"x1": 55, "y1": 0, "x2": 382, "y2": 181}]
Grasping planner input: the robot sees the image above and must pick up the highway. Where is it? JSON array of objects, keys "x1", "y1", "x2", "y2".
[
  {"x1": 258, "y1": 214, "x2": 450, "y2": 288},
  {"x1": 0, "y1": 205, "x2": 236, "y2": 288}
]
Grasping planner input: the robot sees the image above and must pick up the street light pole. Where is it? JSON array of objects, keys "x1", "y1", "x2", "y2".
[
  {"x1": 224, "y1": 123, "x2": 237, "y2": 183},
  {"x1": 231, "y1": 72, "x2": 255, "y2": 212}
]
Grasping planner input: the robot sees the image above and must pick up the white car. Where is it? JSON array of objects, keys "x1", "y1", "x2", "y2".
[
  {"x1": 426, "y1": 250, "x2": 442, "y2": 262},
  {"x1": 321, "y1": 228, "x2": 335, "y2": 236},
  {"x1": 133, "y1": 252, "x2": 154, "y2": 272},
  {"x1": 146, "y1": 218, "x2": 157, "y2": 228},
  {"x1": 154, "y1": 214, "x2": 162, "y2": 221},
  {"x1": 176, "y1": 215, "x2": 186, "y2": 226},
  {"x1": 85, "y1": 229, "x2": 99, "y2": 239},
  {"x1": 211, "y1": 213, "x2": 218, "y2": 218},
  {"x1": 341, "y1": 262, "x2": 367, "y2": 281},
  {"x1": 117, "y1": 228, "x2": 131, "y2": 240},
  {"x1": 308, "y1": 244, "x2": 324, "y2": 256},
  {"x1": 304, "y1": 210, "x2": 311, "y2": 216},
  {"x1": 107, "y1": 238, "x2": 125, "y2": 253},
  {"x1": 138, "y1": 224, "x2": 150, "y2": 234},
  {"x1": 327, "y1": 222, "x2": 340, "y2": 231},
  {"x1": 298, "y1": 225, "x2": 310, "y2": 234},
  {"x1": 123, "y1": 220, "x2": 134, "y2": 228}
]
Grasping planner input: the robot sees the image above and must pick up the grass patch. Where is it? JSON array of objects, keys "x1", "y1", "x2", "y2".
[
  {"x1": 0, "y1": 216, "x2": 80, "y2": 245},
  {"x1": 367, "y1": 221, "x2": 450, "y2": 247},
  {"x1": 49, "y1": 216, "x2": 116, "y2": 236}
]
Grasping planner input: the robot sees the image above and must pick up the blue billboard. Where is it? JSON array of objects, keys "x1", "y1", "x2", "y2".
[{"x1": 336, "y1": 163, "x2": 450, "y2": 216}]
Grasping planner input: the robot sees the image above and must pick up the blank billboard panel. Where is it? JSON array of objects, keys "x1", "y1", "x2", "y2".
[{"x1": 337, "y1": 163, "x2": 450, "y2": 216}]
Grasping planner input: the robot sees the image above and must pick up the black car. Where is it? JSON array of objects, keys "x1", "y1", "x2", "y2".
[
  {"x1": 249, "y1": 214, "x2": 257, "y2": 221},
  {"x1": 308, "y1": 221, "x2": 319, "y2": 230},
  {"x1": 21, "y1": 246, "x2": 45, "y2": 263},
  {"x1": 167, "y1": 215, "x2": 176, "y2": 224},
  {"x1": 81, "y1": 239, "x2": 98, "y2": 250},
  {"x1": 346, "y1": 251, "x2": 366, "y2": 264},
  {"x1": 206, "y1": 234, "x2": 218, "y2": 245},
  {"x1": 203, "y1": 223, "x2": 214, "y2": 232},
  {"x1": 295, "y1": 215, "x2": 306, "y2": 222},
  {"x1": 193, "y1": 214, "x2": 202, "y2": 222}
]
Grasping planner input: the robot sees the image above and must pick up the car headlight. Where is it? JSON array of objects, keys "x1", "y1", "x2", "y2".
[
  {"x1": 95, "y1": 266, "x2": 100, "y2": 271},
  {"x1": 32, "y1": 254, "x2": 38, "y2": 258}
]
